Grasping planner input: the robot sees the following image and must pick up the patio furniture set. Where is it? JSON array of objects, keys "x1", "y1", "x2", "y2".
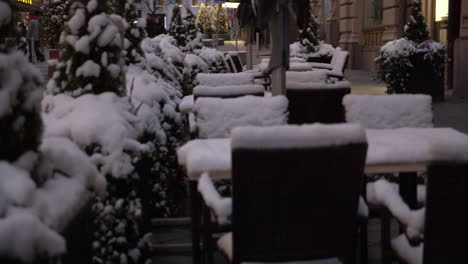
[{"x1": 176, "y1": 51, "x2": 468, "y2": 264}]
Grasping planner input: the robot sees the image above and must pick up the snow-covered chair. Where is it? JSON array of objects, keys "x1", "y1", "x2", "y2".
[
  {"x1": 192, "y1": 95, "x2": 288, "y2": 139},
  {"x1": 343, "y1": 94, "x2": 433, "y2": 264},
  {"x1": 391, "y1": 162, "x2": 468, "y2": 264},
  {"x1": 179, "y1": 73, "x2": 266, "y2": 114},
  {"x1": 193, "y1": 84, "x2": 265, "y2": 99},
  {"x1": 199, "y1": 123, "x2": 368, "y2": 264},
  {"x1": 310, "y1": 50, "x2": 349, "y2": 80},
  {"x1": 286, "y1": 71, "x2": 352, "y2": 124}
]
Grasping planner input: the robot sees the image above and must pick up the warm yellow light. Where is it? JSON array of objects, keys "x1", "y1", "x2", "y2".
[
  {"x1": 17, "y1": 0, "x2": 32, "y2": 4},
  {"x1": 435, "y1": 0, "x2": 448, "y2": 21},
  {"x1": 222, "y1": 2, "x2": 239, "y2": 8}
]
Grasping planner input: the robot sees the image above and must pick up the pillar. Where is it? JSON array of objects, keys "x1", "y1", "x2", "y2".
[
  {"x1": 382, "y1": 0, "x2": 404, "y2": 42},
  {"x1": 454, "y1": 0, "x2": 468, "y2": 98},
  {"x1": 338, "y1": 0, "x2": 360, "y2": 68}
]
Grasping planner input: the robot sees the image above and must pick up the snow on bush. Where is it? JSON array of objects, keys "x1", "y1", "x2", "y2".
[
  {"x1": 196, "y1": 47, "x2": 228, "y2": 73},
  {"x1": 142, "y1": 35, "x2": 184, "y2": 89},
  {"x1": 47, "y1": 1, "x2": 124, "y2": 97},
  {"x1": 127, "y1": 64, "x2": 187, "y2": 219},
  {"x1": 375, "y1": 0, "x2": 445, "y2": 94},
  {"x1": 40, "y1": 0, "x2": 72, "y2": 49},
  {"x1": 0, "y1": 2, "x2": 106, "y2": 260},
  {"x1": 43, "y1": 92, "x2": 151, "y2": 178},
  {"x1": 375, "y1": 38, "x2": 445, "y2": 94},
  {"x1": 123, "y1": 0, "x2": 146, "y2": 66}
]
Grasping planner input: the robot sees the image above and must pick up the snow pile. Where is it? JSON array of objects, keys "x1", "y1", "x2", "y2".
[
  {"x1": 179, "y1": 95, "x2": 194, "y2": 113},
  {"x1": 196, "y1": 72, "x2": 255, "y2": 86},
  {"x1": 197, "y1": 173, "x2": 232, "y2": 225},
  {"x1": 0, "y1": 7, "x2": 107, "y2": 259},
  {"x1": 42, "y1": 92, "x2": 151, "y2": 178},
  {"x1": 391, "y1": 234, "x2": 423, "y2": 264},
  {"x1": 231, "y1": 123, "x2": 366, "y2": 149},
  {"x1": 177, "y1": 138, "x2": 231, "y2": 175},
  {"x1": 343, "y1": 94, "x2": 433, "y2": 129},
  {"x1": 367, "y1": 179, "x2": 425, "y2": 240},
  {"x1": 194, "y1": 95, "x2": 288, "y2": 138},
  {"x1": 193, "y1": 84, "x2": 264, "y2": 98},
  {"x1": 0, "y1": 206, "x2": 65, "y2": 262},
  {"x1": 142, "y1": 34, "x2": 184, "y2": 65},
  {"x1": 290, "y1": 41, "x2": 308, "y2": 60}
]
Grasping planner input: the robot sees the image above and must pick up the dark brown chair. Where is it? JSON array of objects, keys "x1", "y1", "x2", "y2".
[
  {"x1": 216, "y1": 124, "x2": 368, "y2": 264},
  {"x1": 287, "y1": 84, "x2": 351, "y2": 125},
  {"x1": 343, "y1": 94, "x2": 434, "y2": 264},
  {"x1": 392, "y1": 162, "x2": 468, "y2": 264}
]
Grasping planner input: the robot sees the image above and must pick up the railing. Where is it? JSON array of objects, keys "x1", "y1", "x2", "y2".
[{"x1": 363, "y1": 28, "x2": 385, "y2": 47}]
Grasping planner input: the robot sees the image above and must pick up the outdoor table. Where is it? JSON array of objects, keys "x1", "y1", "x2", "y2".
[{"x1": 178, "y1": 128, "x2": 468, "y2": 264}]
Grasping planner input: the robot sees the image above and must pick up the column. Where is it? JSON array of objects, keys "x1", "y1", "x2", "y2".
[
  {"x1": 382, "y1": 0, "x2": 403, "y2": 42},
  {"x1": 338, "y1": 0, "x2": 359, "y2": 68},
  {"x1": 454, "y1": 0, "x2": 468, "y2": 98}
]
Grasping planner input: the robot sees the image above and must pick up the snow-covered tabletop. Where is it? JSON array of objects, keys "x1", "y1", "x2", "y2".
[{"x1": 177, "y1": 128, "x2": 468, "y2": 180}]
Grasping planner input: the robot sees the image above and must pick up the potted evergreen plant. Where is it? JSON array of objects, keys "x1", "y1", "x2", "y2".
[{"x1": 375, "y1": 0, "x2": 446, "y2": 101}]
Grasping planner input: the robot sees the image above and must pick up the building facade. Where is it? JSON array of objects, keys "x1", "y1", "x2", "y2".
[{"x1": 314, "y1": 0, "x2": 467, "y2": 98}]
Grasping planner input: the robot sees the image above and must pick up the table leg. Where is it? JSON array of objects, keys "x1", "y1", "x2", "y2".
[
  {"x1": 190, "y1": 181, "x2": 201, "y2": 264},
  {"x1": 399, "y1": 172, "x2": 418, "y2": 210}
]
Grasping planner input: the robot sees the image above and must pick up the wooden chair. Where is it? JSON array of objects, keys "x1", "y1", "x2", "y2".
[
  {"x1": 192, "y1": 95, "x2": 288, "y2": 139},
  {"x1": 214, "y1": 124, "x2": 368, "y2": 264},
  {"x1": 286, "y1": 81, "x2": 351, "y2": 124},
  {"x1": 342, "y1": 94, "x2": 433, "y2": 264},
  {"x1": 310, "y1": 50, "x2": 349, "y2": 80},
  {"x1": 392, "y1": 162, "x2": 468, "y2": 264}
]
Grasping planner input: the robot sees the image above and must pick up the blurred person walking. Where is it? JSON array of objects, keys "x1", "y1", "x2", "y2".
[
  {"x1": 27, "y1": 11, "x2": 45, "y2": 62},
  {"x1": 154, "y1": 16, "x2": 166, "y2": 36},
  {"x1": 146, "y1": 15, "x2": 157, "y2": 38}
]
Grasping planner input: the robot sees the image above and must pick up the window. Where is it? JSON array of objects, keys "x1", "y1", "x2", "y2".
[
  {"x1": 157, "y1": 0, "x2": 164, "y2": 7},
  {"x1": 193, "y1": 0, "x2": 198, "y2": 6},
  {"x1": 364, "y1": 0, "x2": 383, "y2": 27}
]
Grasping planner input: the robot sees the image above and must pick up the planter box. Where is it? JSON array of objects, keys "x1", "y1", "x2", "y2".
[{"x1": 407, "y1": 55, "x2": 445, "y2": 102}]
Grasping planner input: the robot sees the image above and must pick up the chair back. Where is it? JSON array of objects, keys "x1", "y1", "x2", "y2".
[
  {"x1": 229, "y1": 53, "x2": 244, "y2": 73},
  {"x1": 287, "y1": 84, "x2": 351, "y2": 124},
  {"x1": 231, "y1": 124, "x2": 368, "y2": 263},
  {"x1": 194, "y1": 95, "x2": 288, "y2": 138},
  {"x1": 193, "y1": 84, "x2": 264, "y2": 100},
  {"x1": 343, "y1": 94, "x2": 433, "y2": 129},
  {"x1": 423, "y1": 162, "x2": 468, "y2": 264},
  {"x1": 330, "y1": 50, "x2": 349, "y2": 72}
]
